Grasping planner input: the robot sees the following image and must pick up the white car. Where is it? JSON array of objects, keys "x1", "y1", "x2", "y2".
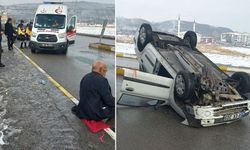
[{"x1": 118, "y1": 23, "x2": 250, "y2": 127}]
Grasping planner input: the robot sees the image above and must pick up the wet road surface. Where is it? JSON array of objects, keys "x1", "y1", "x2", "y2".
[
  {"x1": 14, "y1": 35, "x2": 115, "y2": 149},
  {"x1": 20, "y1": 35, "x2": 115, "y2": 98},
  {"x1": 116, "y1": 57, "x2": 250, "y2": 150}
]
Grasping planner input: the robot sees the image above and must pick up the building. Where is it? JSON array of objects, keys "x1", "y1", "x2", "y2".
[
  {"x1": 200, "y1": 37, "x2": 216, "y2": 44},
  {"x1": 221, "y1": 32, "x2": 250, "y2": 46}
]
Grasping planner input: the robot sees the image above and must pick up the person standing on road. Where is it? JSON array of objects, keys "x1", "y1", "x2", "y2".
[
  {"x1": 72, "y1": 60, "x2": 115, "y2": 121},
  {"x1": 25, "y1": 20, "x2": 33, "y2": 47},
  {"x1": 0, "y1": 16, "x2": 5, "y2": 67},
  {"x1": 4, "y1": 18, "x2": 15, "y2": 50},
  {"x1": 17, "y1": 20, "x2": 27, "y2": 49}
]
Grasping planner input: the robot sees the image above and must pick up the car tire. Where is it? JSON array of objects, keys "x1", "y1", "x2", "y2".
[
  {"x1": 137, "y1": 23, "x2": 153, "y2": 52},
  {"x1": 231, "y1": 72, "x2": 250, "y2": 94},
  {"x1": 31, "y1": 48, "x2": 36, "y2": 53},
  {"x1": 183, "y1": 31, "x2": 197, "y2": 49},
  {"x1": 174, "y1": 71, "x2": 196, "y2": 102}
]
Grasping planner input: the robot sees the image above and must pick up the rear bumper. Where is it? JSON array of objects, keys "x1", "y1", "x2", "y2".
[
  {"x1": 29, "y1": 41, "x2": 67, "y2": 51},
  {"x1": 184, "y1": 100, "x2": 250, "y2": 127}
]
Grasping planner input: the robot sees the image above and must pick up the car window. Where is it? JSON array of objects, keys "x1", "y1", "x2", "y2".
[{"x1": 153, "y1": 60, "x2": 173, "y2": 78}]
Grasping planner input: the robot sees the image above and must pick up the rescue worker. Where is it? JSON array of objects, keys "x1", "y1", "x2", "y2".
[
  {"x1": 17, "y1": 20, "x2": 26, "y2": 49},
  {"x1": 4, "y1": 18, "x2": 15, "y2": 50},
  {"x1": 0, "y1": 16, "x2": 5, "y2": 67},
  {"x1": 25, "y1": 20, "x2": 33, "y2": 47},
  {"x1": 72, "y1": 60, "x2": 115, "y2": 121}
]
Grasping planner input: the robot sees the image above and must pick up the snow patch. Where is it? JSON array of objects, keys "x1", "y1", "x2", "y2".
[
  {"x1": 116, "y1": 43, "x2": 135, "y2": 54},
  {"x1": 77, "y1": 26, "x2": 115, "y2": 36},
  {"x1": 0, "y1": 93, "x2": 21, "y2": 146},
  {"x1": 116, "y1": 42, "x2": 250, "y2": 68},
  {"x1": 222, "y1": 46, "x2": 250, "y2": 55}
]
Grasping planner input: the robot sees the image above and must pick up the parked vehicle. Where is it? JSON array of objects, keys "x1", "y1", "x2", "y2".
[
  {"x1": 30, "y1": 1, "x2": 77, "y2": 54},
  {"x1": 118, "y1": 23, "x2": 250, "y2": 127}
]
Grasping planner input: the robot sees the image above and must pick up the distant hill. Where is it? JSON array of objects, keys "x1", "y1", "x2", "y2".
[
  {"x1": 117, "y1": 17, "x2": 233, "y2": 39},
  {"x1": 1, "y1": 1, "x2": 114, "y2": 24}
]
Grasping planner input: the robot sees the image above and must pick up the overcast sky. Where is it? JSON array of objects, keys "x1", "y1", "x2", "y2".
[
  {"x1": 117, "y1": 0, "x2": 250, "y2": 33},
  {"x1": 0, "y1": 0, "x2": 114, "y2": 5}
]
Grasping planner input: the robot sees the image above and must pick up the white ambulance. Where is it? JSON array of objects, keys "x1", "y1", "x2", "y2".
[{"x1": 30, "y1": 1, "x2": 77, "y2": 54}]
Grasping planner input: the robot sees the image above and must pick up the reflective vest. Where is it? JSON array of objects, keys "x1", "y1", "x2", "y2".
[
  {"x1": 25, "y1": 27, "x2": 32, "y2": 36},
  {"x1": 17, "y1": 25, "x2": 25, "y2": 36}
]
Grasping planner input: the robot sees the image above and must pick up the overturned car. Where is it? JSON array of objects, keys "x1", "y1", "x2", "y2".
[{"x1": 118, "y1": 23, "x2": 250, "y2": 127}]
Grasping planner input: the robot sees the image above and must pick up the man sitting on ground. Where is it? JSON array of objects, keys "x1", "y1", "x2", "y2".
[{"x1": 72, "y1": 60, "x2": 115, "y2": 121}]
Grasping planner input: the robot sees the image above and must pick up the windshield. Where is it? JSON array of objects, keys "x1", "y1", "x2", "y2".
[{"x1": 35, "y1": 14, "x2": 66, "y2": 29}]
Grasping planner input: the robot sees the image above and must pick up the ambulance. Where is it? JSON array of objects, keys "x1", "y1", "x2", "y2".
[{"x1": 30, "y1": 1, "x2": 77, "y2": 54}]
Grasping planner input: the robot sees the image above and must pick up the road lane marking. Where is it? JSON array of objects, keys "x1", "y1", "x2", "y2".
[{"x1": 13, "y1": 45, "x2": 116, "y2": 141}]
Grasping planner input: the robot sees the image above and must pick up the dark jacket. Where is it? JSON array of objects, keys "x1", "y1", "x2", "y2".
[
  {"x1": 0, "y1": 20, "x2": 2, "y2": 39},
  {"x1": 5, "y1": 22, "x2": 14, "y2": 37},
  {"x1": 77, "y1": 72, "x2": 115, "y2": 121}
]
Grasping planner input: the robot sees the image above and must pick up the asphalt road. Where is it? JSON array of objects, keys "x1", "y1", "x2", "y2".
[
  {"x1": 16, "y1": 35, "x2": 115, "y2": 149},
  {"x1": 20, "y1": 36, "x2": 115, "y2": 98},
  {"x1": 116, "y1": 57, "x2": 250, "y2": 150}
]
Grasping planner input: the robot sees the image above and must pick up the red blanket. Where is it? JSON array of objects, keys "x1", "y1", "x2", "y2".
[
  {"x1": 82, "y1": 119, "x2": 110, "y2": 133},
  {"x1": 82, "y1": 119, "x2": 110, "y2": 142}
]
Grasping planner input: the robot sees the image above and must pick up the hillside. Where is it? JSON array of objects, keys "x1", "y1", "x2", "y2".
[
  {"x1": 1, "y1": 1, "x2": 114, "y2": 24},
  {"x1": 117, "y1": 17, "x2": 233, "y2": 39}
]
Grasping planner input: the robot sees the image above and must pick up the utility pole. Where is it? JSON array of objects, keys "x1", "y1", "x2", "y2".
[
  {"x1": 177, "y1": 15, "x2": 180, "y2": 37},
  {"x1": 193, "y1": 20, "x2": 196, "y2": 32}
]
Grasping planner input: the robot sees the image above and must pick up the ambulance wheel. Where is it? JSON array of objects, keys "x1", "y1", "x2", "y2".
[
  {"x1": 31, "y1": 48, "x2": 36, "y2": 53},
  {"x1": 62, "y1": 48, "x2": 68, "y2": 55}
]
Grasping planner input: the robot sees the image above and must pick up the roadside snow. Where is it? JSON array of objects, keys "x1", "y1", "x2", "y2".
[
  {"x1": 77, "y1": 26, "x2": 115, "y2": 36},
  {"x1": 116, "y1": 42, "x2": 250, "y2": 68},
  {"x1": 203, "y1": 53, "x2": 250, "y2": 68},
  {"x1": 222, "y1": 46, "x2": 250, "y2": 55},
  {"x1": 116, "y1": 43, "x2": 135, "y2": 54}
]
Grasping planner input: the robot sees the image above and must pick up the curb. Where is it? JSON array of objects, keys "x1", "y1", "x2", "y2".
[
  {"x1": 89, "y1": 43, "x2": 115, "y2": 52},
  {"x1": 13, "y1": 45, "x2": 116, "y2": 141},
  {"x1": 116, "y1": 53, "x2": 137, "y2": 59},
  {"x1": 218, "y1": 65, "x2": 250, "y2": 74}
]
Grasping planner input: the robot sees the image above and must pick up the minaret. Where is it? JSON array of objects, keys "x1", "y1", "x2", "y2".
[
  {"x1": 193, "y1": 20, "x2": 196, "y2": 32},
  {"x1": 177, "y1": 15, "x2": 180, "y2": 37}
]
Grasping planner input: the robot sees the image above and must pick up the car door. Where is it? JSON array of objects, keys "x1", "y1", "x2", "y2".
[
  {"x1": 139, "y1": 45, "x2": 157, "y2": 73},
  {"x1": 67, "y1": 15, "x2": 77, "y2": 44},
  {"x1": 117, "y1": 68, "x2": 174, "y2": 107}
]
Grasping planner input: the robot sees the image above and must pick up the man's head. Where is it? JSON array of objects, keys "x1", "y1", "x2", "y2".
[
  {"x1": 92, "y1": 60, "x2": 108, "y2": 77},
  {"x1": 20, "y1": 20, "x2": 24, "y2": 24},
  {"x1": 7, "y1": 18, "x2": 12, "y2": 23}
]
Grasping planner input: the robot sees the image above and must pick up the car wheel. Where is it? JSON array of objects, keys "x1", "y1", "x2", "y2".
[
  {"x1": 183, "y1": 31, "x2": 197, "y2": 49},
  {"x1": 137, "y1": 23, "x2": 153, "y2": 51},
  {"x1": 174, "y1": 71, "x2": 196, "y2": 102},
  {"x1": 231, "y1": 72, "x2": 250, "y2": 94},
  {"x1": 31, "y1": 48, "x2": 36, "y2": 53}
]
